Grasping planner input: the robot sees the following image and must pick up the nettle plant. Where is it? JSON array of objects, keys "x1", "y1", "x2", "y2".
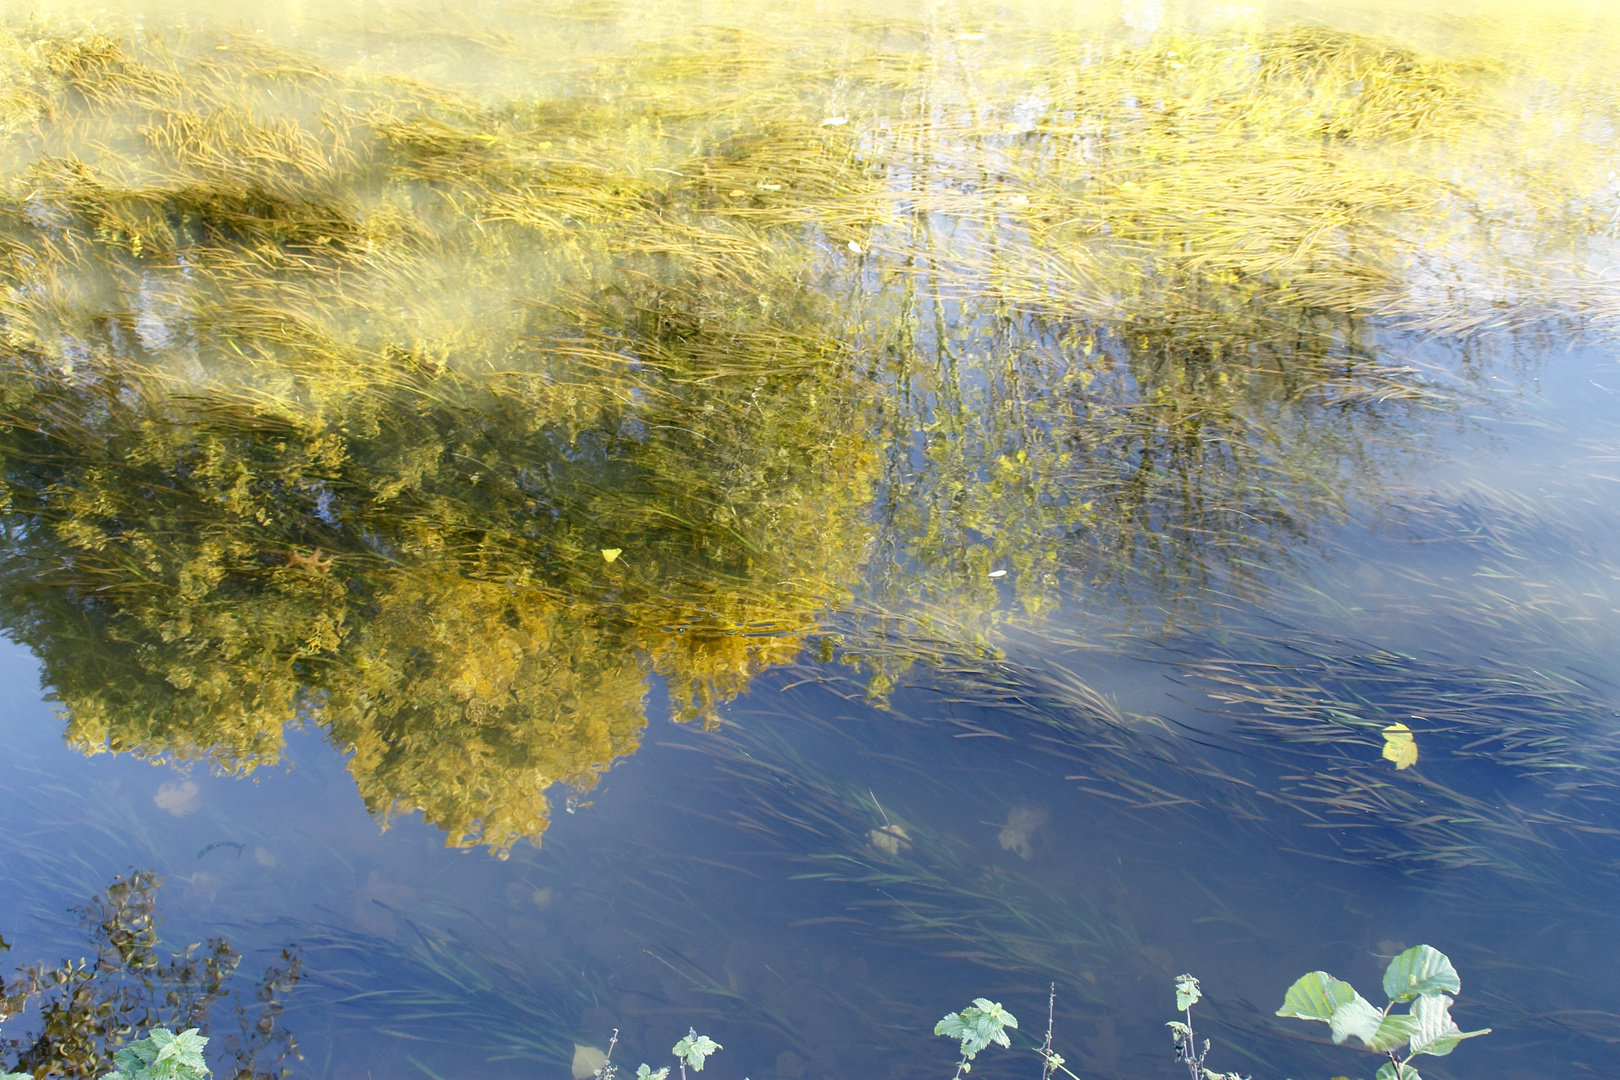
[
  {"x1": 594, "y1": 1026, "x2": 721, "y2": 1080},
  {"x1": 935, "y1": 988, "x2": 1082, "y2": 1080},
  {"x1": 1276, "y1": 945, "x2": 1489, "y2": 1080},
  {"x1": 2, "y1": 1027, "x2": 210, "y2": 1080},
  {"x1": 105, "y1": 1029, "x2": 211, "y2": 1080}
]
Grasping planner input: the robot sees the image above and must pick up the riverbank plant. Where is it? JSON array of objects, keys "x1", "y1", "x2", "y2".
[
  {"x1": 938, "y1": 946, "x2": 1485, "y2": 1080},
  {"x1": 0, "y1": 873, "x2": 299, "y2": 1080},
  {"x1": 591, "y1": 1026, "x2": 721, "y2": 1080},
  {"x1": 1276, "y1": 945, "x2": 1489, "y2": 1080}
]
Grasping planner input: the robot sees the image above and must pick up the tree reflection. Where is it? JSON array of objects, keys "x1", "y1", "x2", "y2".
[{"x1": 0, "y1": 11, "x2": 1589, "y2": 851}]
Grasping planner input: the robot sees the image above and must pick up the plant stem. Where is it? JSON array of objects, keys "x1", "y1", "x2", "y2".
[{"x1": 1040, "y1": 982, "x2": 1056, "y2": 1080}]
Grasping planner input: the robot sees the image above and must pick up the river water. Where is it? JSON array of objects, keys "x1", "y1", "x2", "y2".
[{"x1": 1, "y1": 2, "x2": 1618, "y2": 1079}]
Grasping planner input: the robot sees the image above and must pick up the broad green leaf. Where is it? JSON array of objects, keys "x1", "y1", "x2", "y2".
[
  {"x1": 1375, "y1": 1062, "x2": 1421, "y2": 1080},
  {"x1": 1277, "y1": 971, "x2": 1359, "y2": 1023},
  {"x1": 636, "y1": 1066, "x2": 669, "y2": 1080},
  {"x1": 1382, "y1": 723, "x2": 1418, "y2": 769},
  {"x1": 1408, "y1": 993, "x2": 1490, "y2": 1057},
  {"x1": 935, "y1": 1000, "x2": 1017, "y2": 1060},
  {"x1": 671, "y1": 1030, "x2": 720, "y2": 1072},
  {"x1": 1175, "y1": 974, "x2": 1202, "y2": 1011},
  {"x1": 1328, "y1": 992, "x2": 1386, "y2": 1046},
  {"x1": 1383, "y1": 946, "x2": 1460, "y2": 1003},
  {"x1": 1361, "y1": 1012, "x2": 1420, "y2": 1053}
]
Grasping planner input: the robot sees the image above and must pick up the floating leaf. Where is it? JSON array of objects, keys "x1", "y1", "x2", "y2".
[
  {"x1": 1382, "y1": 722, "x2": 1418, "y2": 769},
  {"x1": 1383, "y1": 945, "x2": 1460, "y2": 1003},
  {"x1": 1174, "y1": 973, "x2": 1202, "y2": 1011},
  {"x1": 1408, "y1": 993, "x2": 1490, "y2": 1057},
  {"x1": 868, "y1": 823, "x2": 911, "y2": 855},
  {"x1": 600, "y1": 548, "x2": 622, "y2": 563}
]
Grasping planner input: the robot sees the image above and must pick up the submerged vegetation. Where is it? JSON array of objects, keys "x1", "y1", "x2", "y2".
[
  {"x1": 0, "y1": 872, "x2": 300, "y2": 1080},
  {"x1": 0, "y1": 11, "x2": 1617, "y2": 1075},
  {"x1": 2, "y1": 0, "x2": 1617, "y2": 858}
]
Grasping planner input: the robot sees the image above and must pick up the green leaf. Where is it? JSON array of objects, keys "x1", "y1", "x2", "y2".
[
  {"x1": 1408, "y1": 993, "x2": 1490, "y2": 1057},
  {"x1": 1277, "y1": 971, "x2": 1360, "y2": 1023},
  {"x1": 1328, "y1": 993, "x2": 1386, "y2": 1046},
  {"x1": 1361, "y1": 1012, "x2": 1420, "y2": 1053},
  {"x1": 1375, "y1": 1063, "x2": 1421, "y2": 1080},
  {"x1": 153, "y1": 1028, "x2": 209, "y2": 1076},
  {"x1": 1175, "y1": 974, "x2": 1202, "y2": 1011},
  {"x1": 935, "y1": 999, "x2": 1017, "y2": 1060},
  {"x1": 1383, "y1": 946, "x2": 1460, "y2": 1003},
  {"x1": 671, "y1": 1030, "x2": 720, "y2": 1072},
  {"x1": 1166, "y1": 1021, "x2": 1192, "y2": 1041},
  {"x1": 636, "y1": 1066, "x2": 669, "y2": 1080}
]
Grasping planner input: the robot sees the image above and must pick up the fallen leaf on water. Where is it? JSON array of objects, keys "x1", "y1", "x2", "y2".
[
  {"x1": 601, "y1": 548, "x2": 622, "y2": 562},
  {"x1": 1382, "y1": 723, "x2": 1418, "y2": 769},
  {"x1": 868, "y1": 824, "x2": 911, "y2": 856}
]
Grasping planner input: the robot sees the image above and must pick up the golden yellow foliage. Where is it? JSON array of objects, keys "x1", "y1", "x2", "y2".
[{"x1": 1382, "y1": 723, "x2": 1419, "y2": 770}]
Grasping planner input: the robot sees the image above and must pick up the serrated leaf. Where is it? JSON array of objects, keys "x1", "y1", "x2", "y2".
[
  {"x1": 1408, "y1": 993, "x2": 1490, "y2": 1057},
  {"x1": 936, "y1": 1000, "x2": 1017, "y2": 1060},
  {"x1": 1383, "y1": 946, "x2": 1460, "y2": 1003},
  {"x1": 1382, "y1": 723, "x2": 1418, "y2": 769},
  {"x1": 1175, "y1": 974, "x2": 1202, "y2": 1011},
  {"x1": 671, "y1": 1030, "x2": 720, "y2": 1072},
  {"x1": 1277, "y1": 971, "x2": 1359, "y2": 1023},
  {"x1": 635, "y1": 1066, "x2": 669, "y2": 1080},
  {"x1": 154, "y1": 1028, "x2": 209, "y2": 1075}
]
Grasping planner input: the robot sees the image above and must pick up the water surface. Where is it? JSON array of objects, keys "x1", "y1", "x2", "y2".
[{"x1": 1, "y1": 3, "x2": 1619, "y2": 1079}]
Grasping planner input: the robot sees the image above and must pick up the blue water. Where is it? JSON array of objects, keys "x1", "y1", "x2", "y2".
[{"x1": 3, "y1": 341, "x2": 1619, "y2": 1080}]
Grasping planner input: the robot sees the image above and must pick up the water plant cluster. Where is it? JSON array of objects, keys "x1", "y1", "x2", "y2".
[
  {"x1": 0, "y1": 873, "x2": 299, "y2": 1080},
  {"x1": 933, "y1": 947, "x2": 1486, "y2": 1080}
]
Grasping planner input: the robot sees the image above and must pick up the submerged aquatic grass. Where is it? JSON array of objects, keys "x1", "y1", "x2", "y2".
[{"x1": 0, "y1": 0, "x2": 1616, "y2": 876}]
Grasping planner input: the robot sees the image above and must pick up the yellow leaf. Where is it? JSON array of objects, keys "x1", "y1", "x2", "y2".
[
  {"x1": 1382, "y1": 723, "x2": 1418, "y2": 770},
  {"x1": 600, "y1": 548, "x2": 622, "y2": 563}
]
